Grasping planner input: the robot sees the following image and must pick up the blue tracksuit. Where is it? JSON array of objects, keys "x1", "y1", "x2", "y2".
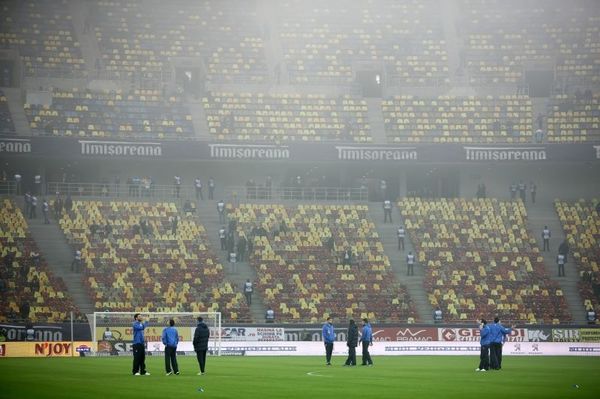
[
  {"x1": 489, "y1": 322, "x2": 511, "y2": 343},
  {"x1": 132, "y1": 321, "x2": 148, "y2": 345},
  {"x1": 162, "y1": 326, "x2": 179, "y2": 348},
  {"x1": 360, "y1": 324, "x2": 373, "y2": 343},
  {"x1": 322, "y1": 323, "x2": 335, "y2": 344},
  {"x1": 480, "y1": 325, "x2": 491, "y2": 346}
]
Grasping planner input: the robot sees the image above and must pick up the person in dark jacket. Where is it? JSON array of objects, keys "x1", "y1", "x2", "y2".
[
  {"x1": 132, "y1": 313, "x2": 150, "y2": 375},
  {"x1": 162, "y1": 319, "x2": 179, "y2": 375},
  {"x1": 193, "y1": 316, "x2": 210, "y2": 375},
  {"x1": 344, "y1": 319, "x2": 358, "y2": 366},
  {"x1": 558, "y1": 239, "x2": 570, "y2": 262},
  {"x1": 322, "y1": 317, "x2": 335, "y2": 366},
  {"x1": 360, "y1": 318, "x2": 373, "y2": 366}
]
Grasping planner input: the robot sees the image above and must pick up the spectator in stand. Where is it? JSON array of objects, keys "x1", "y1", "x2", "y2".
[
  {"x1": 171, "y1": 215, "x2": 179, "y2": 235},
  {"x1": 558, "y1": 239, "x2": 570, "y2": 262},
  {"x1": 265, "y1": 307, "x2": 275, "y2": 323},
  {"x1": 406, "y1": 251, "x2": 415, "y2": 276},
  {"x1": 586, "y1": 307, "x2": 597, "y2": 324},
  {"x1": 30, "y1": 195, "x2": 38, "y2": 219},
  {"x1": 162, "y1": 319, "x2": 180, "y2": 376},
  {"x1": 24, "y1": 192, "x2": 31, "y2": 216},
  {"x1": 33, "y1": 174, "x2": 41, "y2": 195},
  {"x1": 542, "y1": 226, "x2": 551, "y2": 251},
  {"x1": 397, "y1": 225, "x2": 405, "y2": 250},
  {"x1": 342, "y1": 247, "x2": 354, "y2": 266},
  {"x1": 530, "y1": 182, "x2": 537, "y2": 204},
  {"x1": 64, "y1": 195, "x2": 73, "y2": 216},
  {"x1": 556, "y1": 253, "x2": 566, "y2": 277},
  {"x1": 194, "y1": 177, "x2": 203, "y2": 200},
  {"x1": 193, "y1": 316, "x2": 210, "y2": 375},
  {"x1": 344, "y1": 319, "x2": 358, "y2": 366},
  {"x1": 518, "y1": 181, "x2": 526, "y2": 202},
  {"x1": 534, "y1": 128, "x2": 544, "y2": 143},
  {"x1": 14, "y1": 173, "x2": 22, "y2": 195},
  {"x1": 433, "y1": 307, "x2": 442, "y2": 323},
  {"x1": 217, "y1": 200, "x2": 226, "y2": 224},
  {"x1": 219, "y1": 226, "x2": 226, "y2": 250},
  {"x1": 244, "y1": 279, "x2": 253, "y2": 305},
  {"x1": 322, "y1": 317, "x2": 335, "y2": 366},
  {"x1": 208, "y1": 177, "x2": 215, "y2": 200},
  {"x1": 229, "y1": 251, "x2": 237, "y2": 273},
  {"x1": 383, "y1": 200, "x2": 393, "y2": 223},
  {"x1": 173, "y1": 176, "x2": 181, "y2": 198},
  {"x1": 509, "y1": 183, "x2": 517, "y2": 200},
  {"x1": 41, "y1": 199, "x2": 49, "y2": 224},
  {"x1": 360, "y1": 318, "x2": 373, "y2": 366},
  {"x1": 30, "y1": 251, "x2": 40, "y2": 267},
  {"x1": 489, "y1": 317, "x2": 512, "y2": 370},
  {"x1": 237, "y1": 235, "x2": 247, "y2": 262},
  {"x1": 132, "y1": 313, "x2": 150, "y2": 376},
  {"x1": 54, "y1": 192, "x2": 63, "y2": 218},
  {"x1": 19, "y1": 301, "x2": 30, "y2": 320},
  {"x1": 476, "y1": 319, "x2": 491, "y2": 372},
  {"x1": 71, "y1": 249, "x2": 82, "y2": 272}
]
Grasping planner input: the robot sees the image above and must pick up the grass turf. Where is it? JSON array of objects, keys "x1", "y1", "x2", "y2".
[{"x1": 0, "y1": 356, "x2": 599, "y2": 399}]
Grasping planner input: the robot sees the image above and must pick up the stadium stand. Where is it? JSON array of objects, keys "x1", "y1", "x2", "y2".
[
  {"x1": 382, "y1": 95, "x2": 533, "y2": 143},
  {"x1": 0, "y1": 90, "x2": 16, "y2": 134},
  {"x1": 90, "y1": 0, "x2": 268, "y2": 83},
  {"x1": 0, "y1": 0, "x2": 86, "y2": 78},
  {"x1": 546, "y1": 93, "x2": 600, "y2": 143},
  {"x1": 0, "y1": 199, "x2": 80, "y2": 323},
  {"x1": 23, "y1": 88, "x2": 194, "y2": 139},
  {"x1": 203, "y1": 92, "x2": 372, "y2": 142},
  {"x1": 57, "y1": 200, "x2": 250, "y2": 322},
  {"x1": 459, "y1": 0, "x2": 600, "y2": 87},
  {"x1": 278, "y1": 0, "x2": 449, "y2": 86},
  {"x1": 399, "y1": 198, "x2": 571, "y2": 323},
  {"x1": 229, "y1": 203, "x2": 416, "y2": 323},
  {"x1": 555, "y1": 199, "x2": 600, "y2": 315}
]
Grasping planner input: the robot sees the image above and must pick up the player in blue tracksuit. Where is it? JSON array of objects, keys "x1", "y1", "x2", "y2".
[
  {"x1": 360, "y1": 318, "x2": 373, "y2": 366},
  {"x1": 132, "y1": 313, "x2": 149, "y2": 375},
  {"x1": 322, "y1": 317, "x2": 335, "y2": 365},
  {"x1": 489, "y1": 317, "x2": 511, "y2": 370},
  {"x1": 162, "y1": 319, "x2": 180, "y2": 375},
  {"x1": 477, "y1": 319, "x2": 491, "y2": 371}
]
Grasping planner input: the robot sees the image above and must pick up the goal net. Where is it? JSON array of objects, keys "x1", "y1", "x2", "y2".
[{"x1": 92, "y1": 312, "x2": 222, "y2": 356}]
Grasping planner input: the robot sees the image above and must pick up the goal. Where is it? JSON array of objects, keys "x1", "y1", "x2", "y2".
[{"x1": 92, "y1": 311, "x2": 222, "y2": 356}]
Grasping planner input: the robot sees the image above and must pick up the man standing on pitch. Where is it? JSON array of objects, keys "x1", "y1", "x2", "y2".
[
  {"x1": 193, "y1": 316, "x2": 210, "y2": 375},
  {"x1": 344, "y1": 319, "x2": 358, "y2": 366},
  {"x1": 360, "y1": 318, "x2": 373, "y2": 366},
  {"x1": 489, "y1": 317, "x2": 511, "y2": 370},
  {"x1": 322, "y1": 317, "x2": 335, "y2": 365},
  {"x1": 476, "y1": 319, "x2": 491, "y2": 372},
  {"x1": 132, "y1": 313, "x2": 150, "y2": 376},
  {"x1": 162, "y1": 319, "x2": 179, "y2": 376}
]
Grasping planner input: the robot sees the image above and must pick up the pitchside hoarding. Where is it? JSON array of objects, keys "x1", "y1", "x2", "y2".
[{"x1": 0, "y1": 342, "x2": 93, "y2": 358}]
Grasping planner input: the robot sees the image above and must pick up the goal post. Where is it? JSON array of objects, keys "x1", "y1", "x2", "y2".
[{"x1": 92, "y1": 312, "x2": 222, "y2": 356}]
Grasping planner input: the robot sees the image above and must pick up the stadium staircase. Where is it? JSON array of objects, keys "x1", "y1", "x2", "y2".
[
  {"x1": 188, "y1": 99, "x2": 211, "y2": 140},
  {"x1": 368, "y1": 204, "x2": 432, "y2": 323},
  {"x1": 69, "y1": 0, "x2": 102, "y2": 77},
  {"x1": 193, "y1": 200, "x2": 268, "y2": 323},
  {"x1": 366, "y1": 98, "x2": 387, "y2": 144},
  {"x1": 526, "y1": 200, "x2": 586, "y2": 323},
  {"x1": 440, "y1": 0, "x2": 463, "y2": 87},
  {"x1": 2, "y1": 88, "x2": 32, "y2": 136},
  {"x1": 25, "y1": 206, "x2": 95, "y2": 316}
]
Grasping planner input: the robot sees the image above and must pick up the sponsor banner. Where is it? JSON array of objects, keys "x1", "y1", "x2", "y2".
[
  {"x1": 372, "y1": 327, "x2": 437, "y2": 342},
  {"x1": 1, "y1": 136, "x2": 598, "y2": 163},
  {"x1": 145, "y1": 341, "x2": 600, "y2": 356},
  {"x1": 94, "y1": 326, "x2": 192, "y2": 342},
  {"x1": 579, "y1": 329, "x2": 600, "y2": 342},
  {"x1": 552, "y1": 328, "x2": 581, "y2": 342},
  {"x1": 438, "y1": 327, "x2": 528, "y2": 342},
  {"x1": 0, "y1": 138, "x2": 31, "y2": 153},
  {"x1": 0, "y1": 341, "x2": 93, "y2": 357},
  {"x1": 0, "y1": 343, "x2": 4, "y2": 356},
  {"x1": 526, "y1": 328, "x2": 552, "y2": 342},
  {"x1": 0, "y1": 323, "x2": 91, "y2": 342},
  {"x1": 207, "y1": 326, "x2": 285, "y2": 341}
]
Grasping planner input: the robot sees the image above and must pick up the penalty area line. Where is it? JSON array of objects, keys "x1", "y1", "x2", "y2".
[{"x1": 306, "y1": 371, "x2": 331, "y2": 377}]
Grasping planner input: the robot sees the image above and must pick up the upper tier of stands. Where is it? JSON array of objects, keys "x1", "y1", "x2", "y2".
[
  {"x1": 203, "y1": 92, "x2": 372, "y2": 142},
  {"x1": 459, "y1": 0, "x2": 600, "y2": 86},
  {"x1": 24, "y1": 88, "x2": 194, "y2": 139},
  {"x1": 555, "y1": 200, "x2": 600, "y2": 313},
  {"x1": 278, "y1": 0, "x2": 448, "y2": 86},
  {"x1": 399, "y1": 198, "x2": 571, "y2": 323},
  {"x1": 0, "y1": 90, "x2": 16, "y2": 135},
  {"x1": 90, "y1": 0, "x2": 268, "y2": 83},
  {"x1": 0, "y1": 199, "x2": 80, "y2": 323},
  {"x1": 58, "y1": 200, "x2": 250, "y2": 322},
  {"x1": 546, "y1": 93, "x2": 600, "y2": 142},
  {"x1": 0, "y1": 0, "x2": 86, "y2": 78},
  {"x1": 383, "y1": 95, "x2": 533, "y2": 143},
  {"x1": 229, "y1": 203, "x2": 416, "y2": 323}
]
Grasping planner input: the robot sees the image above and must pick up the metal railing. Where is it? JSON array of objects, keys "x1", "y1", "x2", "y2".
[
  {"x1": 46, "y1": 182, "x2": 196, "y2": 201},
  {"x1": 224, "y1": 186, "x2": 368, "y2": 202}
]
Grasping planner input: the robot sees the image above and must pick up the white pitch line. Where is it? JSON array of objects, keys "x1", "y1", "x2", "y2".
[{"x1": 306, "y1": 371, "x2": 330, "y2": 377}]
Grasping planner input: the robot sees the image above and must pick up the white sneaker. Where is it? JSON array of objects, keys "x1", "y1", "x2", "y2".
[
  {"x1": 197, "y1": 372, "x2": 203, "y2": 376},
  {"x1": 144, "y1": 373, "x2": 151, "y2": 376},
  {"x1": 166, "y1": 372, "x2": 172, "y2": 376},
  {"x1": 475, "y1": 368, "x2": 480, "y2": 372},
  {"x1": 134, "y1": 372, "x2": 141, "y2": 376},
  {"x1": 480, "y1": 369, "x2": 487, "y2": 372}
]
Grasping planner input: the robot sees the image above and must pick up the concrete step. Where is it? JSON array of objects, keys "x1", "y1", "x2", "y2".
[
  {"x1": 2, "y1": 88, "x2": 31, "y2": 136},
  {"x1": 365, "y1": 98, "x2": 386, "y2": 144}
]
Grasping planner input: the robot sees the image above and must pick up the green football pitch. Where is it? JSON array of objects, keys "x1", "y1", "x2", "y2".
[{"x1": 0, "y1": 356, "x2": 599, "y2": 399}]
